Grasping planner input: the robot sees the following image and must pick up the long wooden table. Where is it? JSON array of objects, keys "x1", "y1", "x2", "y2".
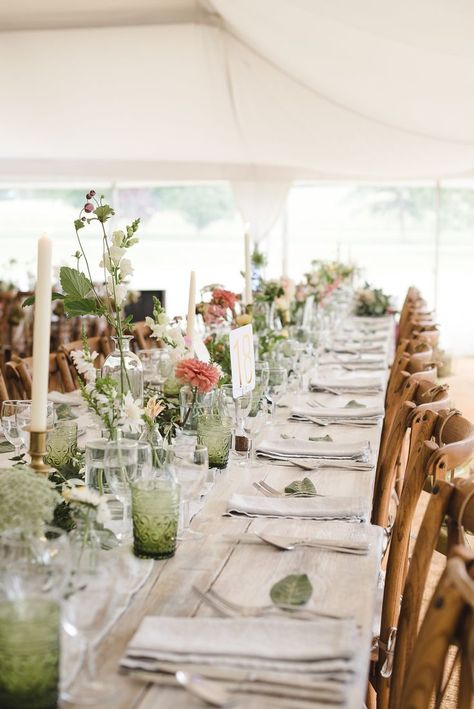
[{"x1": 62, "y1": 328, "x2": 391, "y2": 708}]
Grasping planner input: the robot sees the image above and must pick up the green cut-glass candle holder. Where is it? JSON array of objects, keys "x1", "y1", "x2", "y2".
[
  {"x1": 0, "y1": 597, "x2": 60, "y2": 709},
  {"x1": 131, "y1": 478, "x2": 180, "y2": 559},
  {"x1": 197, "y1": 415, "x2": 232, "y2": 469}
]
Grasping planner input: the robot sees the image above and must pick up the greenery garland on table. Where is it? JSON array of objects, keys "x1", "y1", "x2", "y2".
[{"x1": 354, "y1": 282, "x2": 393, "y2": 317}]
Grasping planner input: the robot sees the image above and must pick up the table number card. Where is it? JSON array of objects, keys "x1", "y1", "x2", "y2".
[
  {"x1": 229, "y1": 324, "x2": 255, "y2": 398},
  {"x1": 193, "y1": 334, "x2": 211, "y2": 363}
]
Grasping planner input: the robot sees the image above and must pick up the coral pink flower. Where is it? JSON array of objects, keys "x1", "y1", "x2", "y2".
[
  {"x1": 212, "y1": 288, "x2": 237, "y2": 311},
  {"x1": 175, "y1": 358, "x2": 221, "y2": 393}
]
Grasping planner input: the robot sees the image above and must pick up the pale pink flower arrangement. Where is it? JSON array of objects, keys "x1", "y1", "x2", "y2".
[{"x1": 175, "y1": 358, "x2": 221, "y2": 394}]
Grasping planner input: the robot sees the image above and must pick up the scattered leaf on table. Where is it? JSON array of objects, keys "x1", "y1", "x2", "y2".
[
  {"x1": 270, "y1": 574, "x2": 313, "y2": 607},
  {"x1": 0, "y1": 440, "x2": 15, "y2": 453},
  {"x1": 309, "y1": 434, "x2": 333, "y2": 442},
  {"x1": 280, "y1": 433, "x2": 296, "y2": 440},
  {"x1": 345, "y1": 400, "x2": 366, "y2": 408},
  {"x1": 285, "y1": 478, "x2": 317, "y2": 496},
  {"x1": 55, "y1": 404, "x2": 78, "y2": 420}
]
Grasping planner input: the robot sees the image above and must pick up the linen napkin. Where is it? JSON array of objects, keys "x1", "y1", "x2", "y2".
[
  {"x1": 121, "y1": 615, "x2": 359, "y2": 675},
  {"x1": 256, "y1": 437, "x2": 369, "y2": 460},
  {"x1": 226, "y1": 493, "x2": 367, "y2": 521},
  {"x1": 310, "y1": 373, "x2": 384, "y2": 393},
  {"x1": 48, "y1": 390, "x2": 84, "y2": 406},
  {"x1": 290, "y1": 401, "x2": 384, "y2": 422}
]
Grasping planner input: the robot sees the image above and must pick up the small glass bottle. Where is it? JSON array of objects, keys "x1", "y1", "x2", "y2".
[{"x1": 102, "y1": 335, "x2": 144, "y2": 404}]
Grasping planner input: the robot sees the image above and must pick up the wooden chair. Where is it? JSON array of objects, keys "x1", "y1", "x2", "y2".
[
  {"x1": 375, "y1": 410, "x2": 474, "y2": 708},
  {"x1": 5, "y1": 360, "x2": 26, "y2": 399},
  {"x1": 5, "y1": 354, "x2": 65, "y2": 397},
  {"x1": 390, "y1": 478, "x2": 474, "y2": 708},
  {"x1": 132, "y1": 321, "x2": 154, "y2": 351},
  {"x1": 0, "y1": 368, "x2": 11, "y2": 405},
  {"x1": 397, "y1": 545, "x2": 474, "y2": 709},
  {"x1": 57, "y1": 336, "x2": 111, "y2": 392},
  {"x1": 373, "y1": 381, "x2": 450, "y2": 528}
]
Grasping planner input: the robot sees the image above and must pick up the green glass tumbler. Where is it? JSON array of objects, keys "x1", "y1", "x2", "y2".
[
  {"x1": 0, "y1": 598, "x2": 60, "y2": 709},
  {"x1": 131, "y1": 478, "x2": 180, "y2": 559},
  {"x1": 197, "y1": 415, "x2": 232, "y2": 469},
  {"x1": 45, "y1": 420, "x2": 78, "y2": 469}
]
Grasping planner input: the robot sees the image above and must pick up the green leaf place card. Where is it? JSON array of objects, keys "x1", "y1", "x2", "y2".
[
  {"x1": 285, "y1": 478, "x2": 317, "y2": 497},
  {"x1": 345, "y1": 399, "x2": 366, "y2": 408}
]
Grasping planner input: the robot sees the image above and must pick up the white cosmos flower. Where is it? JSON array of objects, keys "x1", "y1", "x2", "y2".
[
  {"x1": 120, "y1": 392, "x2": 144, "y2": 433},
  {"x1": 119, "y1": 257, "x2": 134, "y2": 279}
]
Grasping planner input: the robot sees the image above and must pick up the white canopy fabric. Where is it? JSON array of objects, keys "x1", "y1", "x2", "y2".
[{"x1": 2, "y1": 1, "x2": 474, "y2": 181}]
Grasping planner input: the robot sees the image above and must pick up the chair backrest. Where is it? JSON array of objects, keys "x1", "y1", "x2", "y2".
[
  {"x1": 7, "y1": 354, "x2": 65, "y2": 397},
  {"x1": 376, "y1": 410, "x2": 474, "y2": 706},
  {"x1": 4, "y1": 361, "x2": 26, "y2": 399},
  {"x1": 373, "y1": 381, "x2": 450, "y2": 528},
  {"x1": 398, "y1": 546, "x2": 474, "y2": 709},
  {"x1": 132, "y1": 321, "x2": 154, "y2": 351},
  {"x1": 0, "y1": 368, "x2": 11, "y2": 405},
  {"x1": 390, "y1": 478, "x2": 474, "y2": 709},
  {"x1": 58, "y1": 336, "x2": 111, "y2": 391}
]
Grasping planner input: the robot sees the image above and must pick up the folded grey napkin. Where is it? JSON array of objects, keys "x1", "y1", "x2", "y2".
[
  {"x1": 291, "y1": 402, "x2": 384, "y2": 421},
  {"x1": 48, "y1": 390, "x2": 84, "y2": 406},
  {"x1": 256, "y1": 437, "x2": 369, "y2": 460},
  {"x1": 227, "y1": 493, "x2": 367, "y2": 521},
  {"x1": 122, "y1": 615, "x2": 359, "y2": 674},
  {"x1": 310, "y1": 374, "x2": 383, "y2": 392}
]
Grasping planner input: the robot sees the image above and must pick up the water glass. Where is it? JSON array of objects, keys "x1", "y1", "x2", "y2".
[
  {"x1": 85, "y1": 439, "x2": 110, "y2": 495},
  {"x1": 197, "y1": 415, "x2": 232, "y2": 469},
  {"x1": 1, "y1": 400, "x2": 30, "y2": 455},
  {"x1": 266, "y1": 365, "x2": 288, "y2": 418},
  {"x1": 136, "y1": 440, "x2": 152, "y2": 478},
  {"x1": 0, "y1": 597, "x2": 60, "y2": 709},
  {"x1": 104, "y1": 440, "x2": 138, "y2": 542},
  {"x1": 15, "y1": 401, "x2": 55, "y2": 450},
  {"x1": 131, "y1": 478, "x2": 180, "y2": 559},
  {"x1": 168, "y1": 442, "x2": 208, "y2": 539},
  {"x1": 45, "y1": 419, "x2": 78, "y2": 468}
]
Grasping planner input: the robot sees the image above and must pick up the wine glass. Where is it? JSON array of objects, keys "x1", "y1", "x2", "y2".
[
  {"x1": 62, "y1": 548, "x2": 120, "y2": 705},
  {"x1": 103, "y1": 440, "x2": 138, "y2": 542},
  {"x1": 266, "y1": 365, "x2": 288, "y2": 419},
  {"x1": 150, "y1": 350, "x2": 172, "y2": 392},
  {"x1": 1, "y1": 400, "x2": 30, "y2": 456},
  {"x1": 167, "y1": 442, "x2": 208, "y2": 540},
  {"x1": 15, "y1": 401, "x2": 55, "y2": 451}
]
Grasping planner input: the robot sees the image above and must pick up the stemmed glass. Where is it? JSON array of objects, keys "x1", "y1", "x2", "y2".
[
  {"x1": 62, "y1": 548, "x2": 120, "y2": 705},
  {"x1": 167, "y1": 442, "x2": 208, "y2": 540},
  {"x1": 266, "y1": 365, "x2": 288, "y2": 420},
  {"x1": 244, "y1": 398, "x2": 267, "y2": 467},
  {"x1": 1, "y1": 400, "x2": 29, "y2": 456},
  {"x1": 15, "y1": 401, "x2": 55, "y2": 451},
  {"x1": 103, "y1": 440, "x2": 138, "y2": 542}
]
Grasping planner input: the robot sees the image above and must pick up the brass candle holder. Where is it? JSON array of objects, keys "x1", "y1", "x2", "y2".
[{"x1": 28, "y1": 429, "x2": 54, "y2": 476}]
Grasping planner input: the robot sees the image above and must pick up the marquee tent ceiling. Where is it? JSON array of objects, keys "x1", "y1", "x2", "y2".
[{"x1": 2, "y1": 0, "x2": 474, "y2": 181}]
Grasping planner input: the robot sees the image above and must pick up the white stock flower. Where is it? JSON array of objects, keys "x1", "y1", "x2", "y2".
[
  {"x1": 119, "y1": 257, "x2": 134, "y2": 279},
  {"x1": 112, "y1": 230, "x2": 126, "y2": 248},
  {"x1": 70, "y1": 349, "x2": 98, "y2": 383},
  {"x1": 145, "y1": 316, "x2": 166, "y2": 339},
  {"x1": 99, "y1": 253, "x2": 113, "y2": 273},
  {"x1": 107, "y1": 277, "x2": 127, "y2": 306},
  {"x1": 109, "y1": 245, "x2": 125, "y2": 264}
]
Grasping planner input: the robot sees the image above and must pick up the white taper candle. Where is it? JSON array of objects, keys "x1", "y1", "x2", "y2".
[
  {"x1": 186, "y1": 270, "x2": 196, "y2": 352},
  {"x1": 31, "y1": 234, "x2": 52, "y2": 431},
  {"x1": 244, "y1": 230, "x2": 253, "y2": 305}
]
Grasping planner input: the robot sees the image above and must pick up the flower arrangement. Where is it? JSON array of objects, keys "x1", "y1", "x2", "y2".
[
  {"x1": 204, "y1": 334, "x2": 232, "y2": 384},
  {"x1": 0, "y1": 466, "x2": 60, "y2": 534},
  {"x1": 62, "y1": 485, "x2": 111, "y2": 527},
  {"x1": 71, "y1": 333, "x2": 144, "y2": 439},
  {"x1": 355, "y1": 282, "x2": 392, "y2": 317},
  {"x1": 254, "y1": 278, "x2": 285, "y2": 305},
  {"x1": 196, "y1": 285, "x2": 239, "y2": 328},
  {"x1": 145, "y1": 296, "x2": 187, "y2": 361}
]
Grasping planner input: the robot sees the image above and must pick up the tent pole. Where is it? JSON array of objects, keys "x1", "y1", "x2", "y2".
[
  {"x1": 282, "y1": 200, "x2": 289, "y2": 277},
  {"x1": 434, "y1": 180, "x2": 441, "y2": 315}
]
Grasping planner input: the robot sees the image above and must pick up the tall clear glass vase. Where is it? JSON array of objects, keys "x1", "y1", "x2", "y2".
[{"x1": 102, "y1": 335, "x2": 144, "y2": 404}]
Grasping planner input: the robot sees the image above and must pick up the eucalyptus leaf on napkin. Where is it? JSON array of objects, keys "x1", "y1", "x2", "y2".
[
  {"x1": 270, "y1": 574, "x2": 313, "y2": 607},
  {"x1": 309, "y1": 434, "x2": 333, "y2": 442},
  {"x1": 0, "y1": 440, "x2": 15, "y2": 453},
  {"x1": 280, "y1": 433, "x2": 296, "y2": 440},
  {"x1": 285, "y1": 478, "x2": 317, "y2": 497},
  {"x1": 344, "y1": 400, "x2": 366, "y2": 409}
]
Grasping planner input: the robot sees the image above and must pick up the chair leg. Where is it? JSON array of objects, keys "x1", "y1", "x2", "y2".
[{"x1": 366, "y1": 680, "x2": 377, "y2": 709}]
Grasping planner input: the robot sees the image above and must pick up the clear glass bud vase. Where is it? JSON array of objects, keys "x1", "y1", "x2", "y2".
[{"x1": 102, "y1": 335, "x2": 144, "y2": 404}]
